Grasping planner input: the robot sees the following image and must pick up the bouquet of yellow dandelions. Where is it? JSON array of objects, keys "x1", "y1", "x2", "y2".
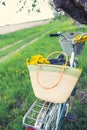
[{"x1": 26, "y1": 55, "x2": 50, "y2": 65}]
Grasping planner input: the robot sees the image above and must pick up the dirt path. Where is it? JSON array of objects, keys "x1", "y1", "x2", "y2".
[
  {"x1": 0, "y1": 38, "x2": 38, "y2": 63},
  {"x1": 0, "y1": 20, "x2": 50, "y2": 34},
  {"x1": 0, "y1": 22, "x2": 56, "y2": 63}
]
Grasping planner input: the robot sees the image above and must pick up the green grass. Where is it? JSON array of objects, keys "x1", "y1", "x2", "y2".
[
  {"x1": 0, "y1": 16, "x2": 87, "y2": 130},
  {"x1": 0, "y1": 21, "x2": 58, "y2": 49},
  {"x1": 0, "y1": 20, "x2": 62, "y2": 59}
]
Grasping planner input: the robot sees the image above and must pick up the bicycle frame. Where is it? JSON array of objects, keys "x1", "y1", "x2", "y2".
[{"x1": 23, "y1": 31, "x2": 87, "y2": 130}]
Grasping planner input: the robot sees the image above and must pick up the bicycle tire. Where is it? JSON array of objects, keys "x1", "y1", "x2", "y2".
[
  {"x1": 35, "y1": 102, "x2": 66, "y2": 130},
  {"x1": 42, "y1": 104, "x2": 59, "y2": 130},
  {"x1": 44, "y1": 103, "x2": 68, "y2": 130}
]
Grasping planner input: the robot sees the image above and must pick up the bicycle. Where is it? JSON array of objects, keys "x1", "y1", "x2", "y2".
[{"x1": 22, "y1": 31, "x2": 87, "y2": 130}]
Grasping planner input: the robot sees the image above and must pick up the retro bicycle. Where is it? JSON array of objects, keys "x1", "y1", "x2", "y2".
[{"x1": 22, "y1": 31, "x2": 87, "y2": 130}]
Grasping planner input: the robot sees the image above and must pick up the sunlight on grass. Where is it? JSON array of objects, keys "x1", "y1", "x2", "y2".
[{"x1": 0, "y1": 16, "x2": 87, "y2": 130}]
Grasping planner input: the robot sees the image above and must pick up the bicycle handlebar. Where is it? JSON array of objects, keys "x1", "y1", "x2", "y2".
[
  {"x1": 49, "y1": 32, "x2": 72, "y2": 42},
  {"x1": 49, "y1": 32, "x2": 87, "y2": 44},
  {"x1": 49, "y1": 34, "x2": 60, "y2": 37}
]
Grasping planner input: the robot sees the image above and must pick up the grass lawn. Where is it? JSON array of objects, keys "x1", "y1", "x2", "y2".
[{"x1": 0, "y1": 16, "x2": 87, "y2": 130}]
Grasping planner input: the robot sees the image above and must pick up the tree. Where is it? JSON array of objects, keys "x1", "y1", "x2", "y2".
[
  {"x1": 53, "y1": 0, "x2": 87, "y2": 24},
  {"x1": 1, "y1": 0, "x2": 87, "y2": 24},
  {"x1": 0, "y1": 0, "x2": 41, "y2": 13},
  {"x1": 16, "y1": 0, "x2": 41, "y2": 13},
  {"x1": 0, "y1": 0, "x2": 5, "y2": 6}
]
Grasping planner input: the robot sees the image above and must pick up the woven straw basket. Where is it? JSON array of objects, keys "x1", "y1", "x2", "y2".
[
  {"x1": 28, "y1": 52, "x2": 82, "y2": 103},
  {"x1": 59, "y1": 32, "x2": 85, "y2": 56}
]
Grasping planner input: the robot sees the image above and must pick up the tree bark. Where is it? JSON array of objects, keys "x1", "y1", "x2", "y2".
[{"x1": 53, "y1": 0, "x2": 87, "y2": 24}]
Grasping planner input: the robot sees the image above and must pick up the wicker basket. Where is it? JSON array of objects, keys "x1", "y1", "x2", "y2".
[
  {"x1": 59, "y1": 32, "x2": 85, "y2": 56},
  {"x1": 28, "y1": 64, "x2": 82, "y2": 103}
]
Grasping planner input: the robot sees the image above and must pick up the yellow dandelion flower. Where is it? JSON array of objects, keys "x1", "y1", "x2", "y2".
[
  {"x1": 22, "y1": 71, "x2": 25, "y2": 74},
  {"x1": 4, "y1": 96, "x2": 7, "y2": 99},
  {"x1": 16, "y1": 70, "x2": 18, "y2": 73},
  {"x1": 26, "y1": 58, "x2": 30, "y2": 65},
  {"x1": 26, "y1": 55, "x2": 50, "y2": 65},
  {"x1": 45, "y1": 60, "x2": 50, "y2": 64}
]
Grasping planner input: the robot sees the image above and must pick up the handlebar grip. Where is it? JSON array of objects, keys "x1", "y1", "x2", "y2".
[{"x1": 49, "y1": 34, "x2": 59, "y2": 37}]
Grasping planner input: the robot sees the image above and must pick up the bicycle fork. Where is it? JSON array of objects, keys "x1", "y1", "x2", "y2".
[{"x1": 70, "y1": 44, "x2": 78, "y2": 68}]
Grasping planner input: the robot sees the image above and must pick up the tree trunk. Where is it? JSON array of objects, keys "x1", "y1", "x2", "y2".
[{"x1": 53, "y1": 0, "x2": 87, "y2": 24}]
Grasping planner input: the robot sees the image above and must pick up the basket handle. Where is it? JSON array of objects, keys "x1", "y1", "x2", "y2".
[{"x1": 36, "y1": 51, "x2": 68, "y2": 89}]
